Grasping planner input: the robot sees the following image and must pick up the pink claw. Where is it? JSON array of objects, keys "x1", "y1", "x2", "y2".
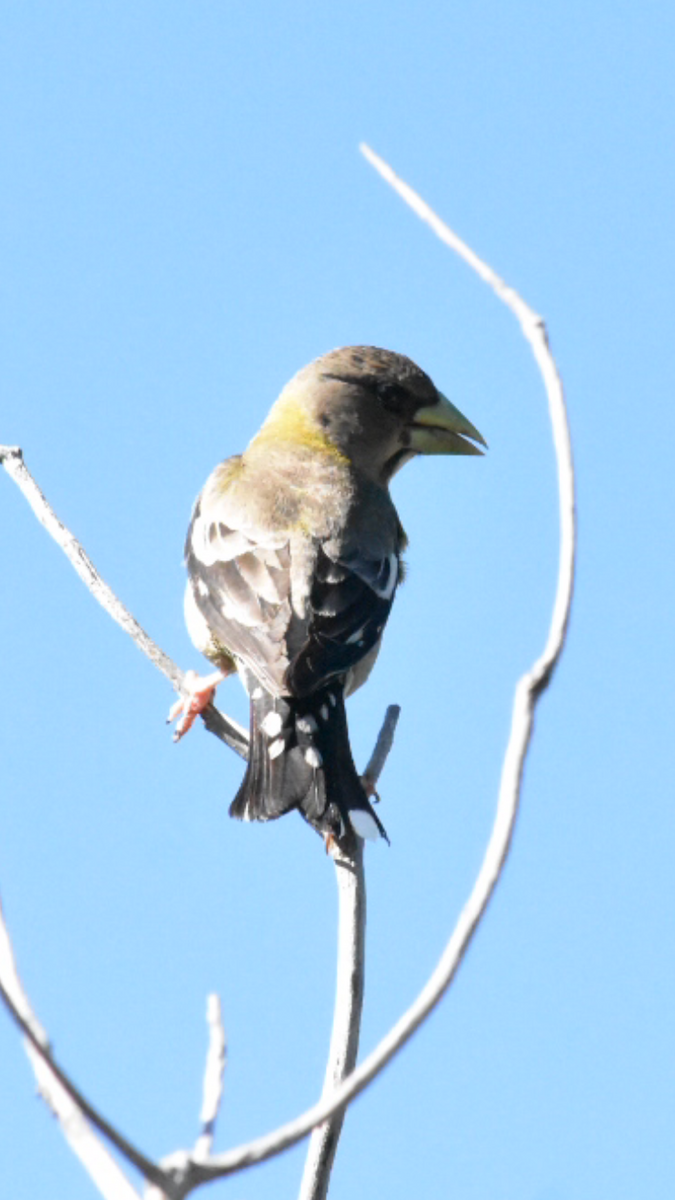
[{"x1": 167, "y1": 670, "x2": 226, "y2": 741}]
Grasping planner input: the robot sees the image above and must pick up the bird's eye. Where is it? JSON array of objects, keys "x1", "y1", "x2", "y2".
[{"x1": 376, "y1": 381, "x2": 408, "y2": 415}]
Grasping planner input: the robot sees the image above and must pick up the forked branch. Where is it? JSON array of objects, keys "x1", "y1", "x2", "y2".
[
  {"x1": 0, "y1": 145, "x2": 575, "y2": 1198},
  {"x1": 153, "y1": 144, "x2": 576, "y2": 1189}
]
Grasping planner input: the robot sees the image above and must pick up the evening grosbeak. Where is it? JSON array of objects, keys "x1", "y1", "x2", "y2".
[{"x1": 172, "y1": 346, "x2": 485, "y2": 845}]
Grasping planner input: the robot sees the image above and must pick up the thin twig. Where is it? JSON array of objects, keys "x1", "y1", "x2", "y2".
[
  {"x1": 361, "y1": 704, "x2": 400, "y2": 796},
  {"x1": 0, "y1": 144, "x2": 575, "y2": 1197},
  {"x1": 297, "y1": 704, "x2": 399, "y2": 1198},
  {"x1": 0, "y1": 431, "x2": 396, "y2": 1198},
  {"x1": 298, "y1": 841, "x2": 365, "y2": 1200},
  {"x1": 358, "y1": 143, "x2": 576, "y2": 675},
  {"x1": 298, "y1": 707, "x2": 403, "y2": 1200},
  {"x1": 0, "y1": 895, "x2": 159, "y2": 1199},
  {"x1": 193, "y1": 995, "x2": 227, "y2": 1163},
  {"x1": 26, "y1": 1044, "x2": 144, "y2": 1200},
  {"x1": 0, "y1": 445, "x2": 248, "y2": 760},
  {"x1": 156, "y1": 144, "x2": 576, "y2": 1189}
]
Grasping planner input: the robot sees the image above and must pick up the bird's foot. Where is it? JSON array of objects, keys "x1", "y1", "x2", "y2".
[
  {"x1": 360, "y1": 775, "x2": 381, "y2": 803},
  {"x1": 167, "y1": 670, "x2": 226, "y2": 742}
]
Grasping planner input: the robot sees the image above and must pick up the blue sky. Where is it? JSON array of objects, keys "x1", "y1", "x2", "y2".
[{"x1": 1, "y1": 3, "x2": 674, "y2": 1198}]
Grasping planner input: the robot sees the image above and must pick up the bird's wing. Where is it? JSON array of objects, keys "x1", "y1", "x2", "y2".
[
  {"x1": 186, "y1": 459, "x2": 401, "y2": 698},
  {"x1": 185, "y1": 472, "x2": 295, "y2": 695},
  {"x1": 285, "y1": 543, "x2": 399, "y2": 696}
]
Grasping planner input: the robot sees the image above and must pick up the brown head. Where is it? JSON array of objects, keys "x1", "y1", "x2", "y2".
[{"x1": 254, "y1": 345, "x2": 486, "y2": 485}]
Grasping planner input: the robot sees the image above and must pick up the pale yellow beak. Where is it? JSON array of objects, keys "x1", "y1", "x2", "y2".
[{"x1": 409, "y1": 391, "x2": 487, "y2": 456}]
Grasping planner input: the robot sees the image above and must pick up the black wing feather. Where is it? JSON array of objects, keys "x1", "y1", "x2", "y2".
[
  {"x1": 285, "y1": 547, "x2": 395, "y2": 696},
  {"x1": 187, "y1": 503, "x2": 399, "y2": 700}
]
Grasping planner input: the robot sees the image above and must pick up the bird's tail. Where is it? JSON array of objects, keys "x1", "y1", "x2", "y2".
[{"x1": 230, "y1": 683, "x2": 388, "y2": 844}]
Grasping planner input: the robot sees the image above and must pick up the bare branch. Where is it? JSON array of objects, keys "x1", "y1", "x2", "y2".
[
  {"x1": 0, "y1": 143, "x2": 575, "y2": 1195},
  {"x1": 298, "y1": 841, "x2": 365, "y2": 1200},
  {"x1": 358, "y1": 143, "x2": 576, "y2": 679},
  {"x1": 26, "y1": 1045, "x2": 143, "y2": 1200},
  {"x1": 0, "y1": 891, "x2": 49, "y2": 1049},
  {"x1": 0, "y1": 442, "x2": 397, "y2": 1197},
  {"x1": 193, "y1": 995, "x2": 227, "y2": 1163},
  {"x1": 162, "y1": 145, "x2": 576, "y2": 1188},
  {"x1": 361, "y1": 704, "x2": 400, "y2": 796},
  {"x1": 299, "y1": 700, "x2": 398, "y2": 1200},
  {"x1": 298, "y1": 703, "x2": 399, "y2": 1199},
  {"x1": 0, "y1": 445, "x2": 248, "y2": 760},
  {"x1": 0, "y1": 892, "x2": 160, "y2": 1199}
]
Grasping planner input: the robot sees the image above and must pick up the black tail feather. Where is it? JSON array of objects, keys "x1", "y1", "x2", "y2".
[{"x1": 230, "y1": 683, "x2": 387, "y2": 844}]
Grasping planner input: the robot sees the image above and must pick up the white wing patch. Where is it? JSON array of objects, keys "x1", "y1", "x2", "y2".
[
  {"x1": 184, "y1": 583, "x2": 217, "y2": 657},
  {"x1": 192, "y1": 519, "x2": 252, "y2": 567},
  {"x1": 191, "y1": 514, "x2": 288, "y2": 574},
  {"x1": 235, "y1": 551, "x2": 285, "y2": 604}
]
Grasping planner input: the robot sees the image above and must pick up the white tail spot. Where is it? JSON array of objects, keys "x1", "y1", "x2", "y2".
[
  {"x1": 349, "y1": 809, "x2": 380, "y2": 842},
  {"x1": 261, "y1": 711, "x2": 283, "y2": 737},
  {"x1": 297, "y1": 715, "x2": 318, "y2": 734},
  {"x1": 304, "y1": 747, "x2": 323, "y2": 769},
  {"x1": 268, "y1": 738, "x2": 285, "y2": 759}
]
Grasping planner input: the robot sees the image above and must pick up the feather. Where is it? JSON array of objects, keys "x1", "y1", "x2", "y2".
[{"x1": 179, "y1": 345, "x2": 484, "y2": 842}]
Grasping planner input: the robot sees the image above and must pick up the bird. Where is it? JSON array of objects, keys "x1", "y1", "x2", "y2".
[{"x1": 170, "y1": 346, "x2": 485, "y2": 847}]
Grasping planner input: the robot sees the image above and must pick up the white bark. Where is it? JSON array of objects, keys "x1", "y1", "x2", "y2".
[{"x1": 0, "y1": 145, "x2": 575, "y2": 1199}]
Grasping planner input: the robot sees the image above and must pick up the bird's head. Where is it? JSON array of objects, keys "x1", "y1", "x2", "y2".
[{"x1": 256, "y1": 346, "x2": 486, "y2": 484}]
